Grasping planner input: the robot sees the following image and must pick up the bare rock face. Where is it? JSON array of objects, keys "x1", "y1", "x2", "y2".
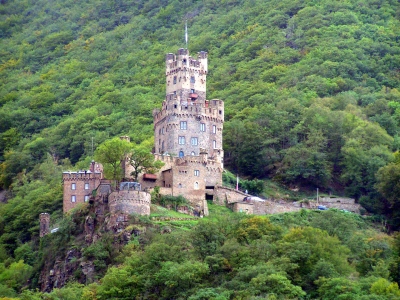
[
  {"x1": 40, "y1": 249, "x2": 81, "y2": 292},
  {"x1": 39, "y1": 193, "x2": 143, "y2": 292},
  {"x1": 84, "y1": 215, "x2": 95, "y2": 243},
  {"x1": 80, "y1": 261, "x2": 95, "y2": 283}
]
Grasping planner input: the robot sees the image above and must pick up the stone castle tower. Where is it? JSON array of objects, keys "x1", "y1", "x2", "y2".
[
  {"x1": 39, "y1": 213, "x2": 50, "y2": 237},
  {"x1": 153, "y1": 48, "x2": 224, "y2": 164}
]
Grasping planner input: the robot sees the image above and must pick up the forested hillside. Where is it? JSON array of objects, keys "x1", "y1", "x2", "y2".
[{"x1": 1, "y1": 0, "x2": 400, "y2": 298}]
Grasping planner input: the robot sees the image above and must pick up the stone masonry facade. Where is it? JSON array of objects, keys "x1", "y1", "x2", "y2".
[{"x1": 62, "y1": 161, "x2": 103, "y2": 213}]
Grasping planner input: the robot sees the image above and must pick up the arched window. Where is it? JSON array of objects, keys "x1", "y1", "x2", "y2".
[
  {"x1": 179, "y1": 151, "x2": 184, "y2": 158},
  {"x1": 194, "y1": 182, "x2": 199, "y2": 189},
  {"x1": 191, "y1": 151, "x2": 195, "y2": 156}
]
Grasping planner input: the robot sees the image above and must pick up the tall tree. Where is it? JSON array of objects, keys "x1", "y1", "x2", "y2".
[
  {"x1": 94, "y1": 137, "x2": 131, "y2": 181},
  {"x1": 129, "y1": 145, "x2": 164, "y2": 182}
]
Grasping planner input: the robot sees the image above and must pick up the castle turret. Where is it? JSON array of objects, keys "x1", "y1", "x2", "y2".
[{"x1": 165, "y1": 48, "x2": 207, "y2": 103}]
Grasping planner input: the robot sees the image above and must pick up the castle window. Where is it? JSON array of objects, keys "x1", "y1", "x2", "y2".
[
  {"x1": 162, "y1": 127, "x2": 164, "y2": 134},
  {"x1": 159, "y1": 139, "x2": 161, "y2": 145},
  {"x1": 71, "y1": 195, "x2": 76, "y2": 203},
  {"x1": 84, "y1": 195, "x2": 90, "y2": 202},
  {"x1": 178, "y1": 136, "x2": 185, "y2": 145},
  {"x1": 178, "y1": 183, "x2": 182, "y2": 188},
  {"x1": 174, "y1": 104, "x2": 177, "y2": 108},
  {"x1": 117, "y1": 215, "x2": 125, "y2": 222},
  {"x1": 71, "y1": 183, "x2": 76, "y2": 190},
  {"x1": 162, "y1": 141, "x2": 164, "y2": 151},
  {"x1": 191, "y1": 137, "x2": 198, "y2": 145},
  {"x1": 180, "y1": 121, "x2": 187, "y2": 130},
  {"x1": 194, "y1": 182, "x2": 199, "y2": 189},
  {"x1": 191, "y1": 89, "x2": 195, "y2": 93},
  {"x1": 212, "y1": 125, "x2": 217, "y2": 134},
  {"x1": 191, "y1": 151, "x2": 195, "y2": 156},
  {"x1": 194, "y1": 170, "x2": 200, "y2": 176},
  {"x1": 179, "y1": 151, "x2": 184, "y2": 157},
  {"x1": 84, "y1": 183, "x2": 89, "y2": 190},
  {"x1": 173, "y1": 76, "x2": 177, "y2": 84},
  {"x1": 200, "y1": 123, "x2": 206, "y2": 132},
  {"x1": 213, "y1": 140, "x2": 217, "y2": 149},
  {"x1": 190, "y1": 76, "x2": 195, "y2": 83}
]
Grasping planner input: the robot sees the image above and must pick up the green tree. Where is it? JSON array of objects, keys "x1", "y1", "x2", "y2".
[
  {"x1": 94, "y1": 137, "x2": 131, "y2": 181},
  {"x1": 317, "y1": 277, "x2": 362, "y2": 300},
  {"x1": 129, "y1": 139, "x2": 164, "y2": 182},
  {"x1": 155, "y1": 261, "x2": 209, "y2": 298},
  {"x1": 376, "y1": 159, "x2": 400, "y2": 208},
  {"x1": 0, "y1": 260, "x2": 32, "y2": 292}
]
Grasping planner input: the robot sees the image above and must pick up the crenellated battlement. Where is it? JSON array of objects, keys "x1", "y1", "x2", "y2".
[
  {"x1": 153, "y1": 98, "x2": 224, "y2": 125},
  {"x1": 108, "y1": 191, "x2": 151, "y2": 204},
  {"x1": 166, "y1": 49, "x2": 207, "y2": 72},
  {"x1": 62, "y1": 172, "x2": 102, "y2": 181}
]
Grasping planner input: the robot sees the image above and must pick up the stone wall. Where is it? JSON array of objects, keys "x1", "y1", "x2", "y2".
[
  {"x1": 316, "y1": 197, "x2": 360, "y2": 213},
  {"x1": 256, "y1": 200, "x2": 301, "y2": 214},
  {"x1": 108, "y1": 190, "x2": 151, "y2": 217},
  {"x1": 232, "y1": 202, "x2": 253, "y2": 214},
  {"x1": 213, "y1": 186, "x2": 247, "y2": 205},
  {"x1": 319, "y1": 197, "x2": 354, "y2": 204}
]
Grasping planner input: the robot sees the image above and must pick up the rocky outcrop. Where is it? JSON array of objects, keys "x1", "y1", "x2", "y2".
[{"x1": 40, "y1": 249, "x2": 82, "y2": 292}]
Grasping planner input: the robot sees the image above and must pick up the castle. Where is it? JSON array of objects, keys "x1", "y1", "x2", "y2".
[
  {"x1": 51, "y1": 47, "x2": 362, "y2": 236},
  {"x1": 61, "y1": 48, "x2": 224, "y2": 218}
]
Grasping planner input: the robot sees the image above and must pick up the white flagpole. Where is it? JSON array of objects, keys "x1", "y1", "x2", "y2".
[{"x1": 185, "y1": 20, "x2": 188, "y2": 48}]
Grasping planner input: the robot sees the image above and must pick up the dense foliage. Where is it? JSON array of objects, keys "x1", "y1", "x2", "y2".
[
  {"x1": 14, "y1": 211, "x2": 400, "y2": 299},
  {"x1": 2, "y1": 0, "x2": 400, "y2": 297}
]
